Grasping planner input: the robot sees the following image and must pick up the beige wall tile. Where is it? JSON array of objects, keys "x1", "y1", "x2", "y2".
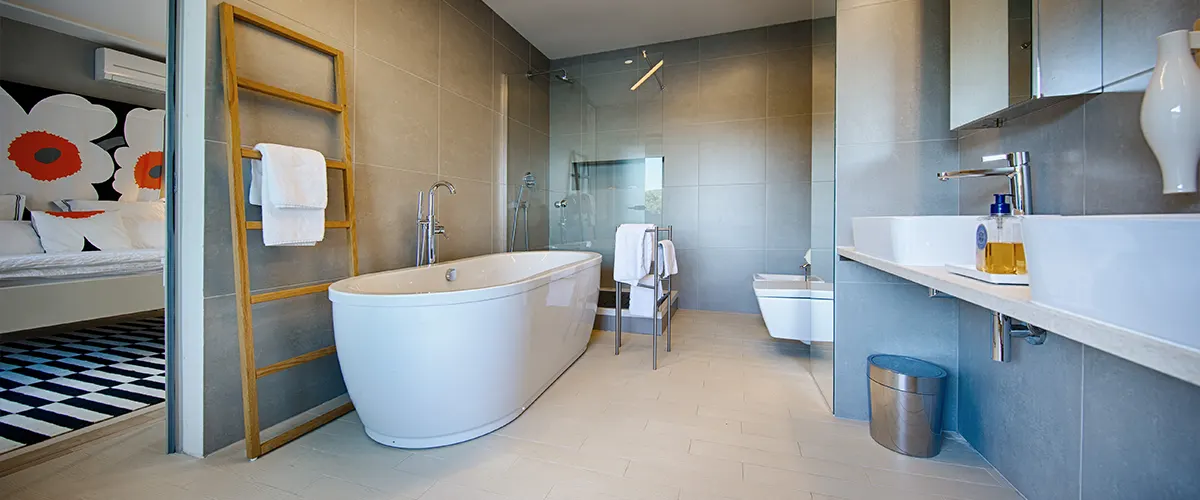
[
  {"x1": 354, "y1": 164, "x2": 437, "y2": 274},
  {"x1": 440, "y1": 89, "x2": 494, "y2": 182},
  {"x1": 697, "y1": 54, "x2": 768, "y2": 122},
  {"x1": 493, "y1": 14, "x2": 530, "y2": 63},
  {"x1": 437, "y1": 177, "x2": 494, "y2": 260},
  {"x1": 443, "y1": 0, "x2": 493, "y2": 33},
  {"x1": 441, "y1": 2, "x2": 494, "y2": 108},
  {"x1": 506, "y1": 119, "x2": 531, "y2": 184},
  {"x1": 355, "y1": 53, "x2": 439, "y2": 173},
  {"x1": 249, "y1": 0, "x2": 354, "y2": 43},
  {"x1": 356, "y1": 0, "x2": 440, "y2": 83},
  {"x1": 495, "y1": 40, "x2": 530, "y2": 124}
]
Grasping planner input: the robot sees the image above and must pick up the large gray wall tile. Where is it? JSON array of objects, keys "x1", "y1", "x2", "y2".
[
  {"x1": 356, "y1": 0, "x2": 440, "y2": 83},
  {"x1": 662, "y1": 126, "x2": 700, "y2": 187},
  {"x1": 354, "y1": 164, "x2": 437, "y2": 274},
  {"x1": 1083, "y1": 92, "x2": 1200, "y2": 214},
  {"x1": 355, "y1": 53, "x2": 439, "y2": 172},
  {"x1": 203, "y1": 293, "x2": 347, "y2": 453},
  {"x1": 581, "y1": 71, "x2": 638, "y2": 132},
  {"x1": 766, "y1": 114, "x2": 813, "y2": 184},
  {"x1": 836, "y1": 0, "x2": 953, "y2": 145},
  {"x1": 835, "y1": 140, "x2": 959, "y2": 245},
  {"x1": 766, "y1": 182, "x2": 813, "y2": 250},
  {"x1": 493, "y1": 14, "x2": 530, "y2": 63},
  {"x1": 496, "y1": 40, "x2": 530, "y2": 125},
  {"x1": 810, "y1": 181, "x2": 835, "y2": 249},
  {"x1": 697, "y1": 54, "x2": 769, "y2": 122},
  {"x1": 699, "y1": 27, "x2": 770, "y2": 59},
  {"x1": 957, "y1": 303, "x2": 1083, "y2": 500},
  {"x1": 698, "y1": 119, "x2": 767, "y2": 185},
  {"x1": 662, "y1": 187, "x2": 699, "y2": 250},
  {"x1": 688, "y1": 248, "x2": 766, "y2": 313},
  {"x1": 440, "y1": 2, "x2": 493, "y2": 108},
  {"x1": 1080, "y1": 348, "x2": 1200, "y2": 500},
  {"x1": 767, "y1": 47, "x2": 813, "y2": 117},
  {"x1": 438, "y1": 177, "x2": 494, "y2": 260},
  {"x1": 833, "y1": 282, "x2": 960, "y2": 426},
  {"x1": 663, "y1": 62, "x2": 700, "y2": 127},
  {"x1": 811, "y1": 113, "x2": 835, "y2": 182},
  {"x1": 766, "y1": 21, "x2": 814, "y2": 52},
  {"x1": 440, "y1": 89, "x2": 494, "y2": 182},
  {"x1": 697, "y1": 184, "x2": 767, "y2": 249},
  {"x1": 1101, "y1": 0, "x2": 1200, "y2": 86},
  {"x1": 444, "y1": 0, "x2": 492, "y2": 32}
]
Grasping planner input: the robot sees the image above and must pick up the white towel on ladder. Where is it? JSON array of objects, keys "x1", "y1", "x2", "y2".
[{"x1": 249, "y1": 143, "x2": 328, "y2": 247}]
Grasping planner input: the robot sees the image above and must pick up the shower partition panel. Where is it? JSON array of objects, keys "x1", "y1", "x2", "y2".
[{"x1": 555, "y1": 158, "x2": 663, "y2": 288}]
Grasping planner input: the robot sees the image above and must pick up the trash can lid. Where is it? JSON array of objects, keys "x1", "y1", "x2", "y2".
[{"x1": 868, "y1": 354, "x2": 947, "y2": 395}]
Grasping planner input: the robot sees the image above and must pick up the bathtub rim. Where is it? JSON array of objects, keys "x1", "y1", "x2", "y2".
[{"x1": 328, "y1": 251, "x2": 601, "y2": 308}]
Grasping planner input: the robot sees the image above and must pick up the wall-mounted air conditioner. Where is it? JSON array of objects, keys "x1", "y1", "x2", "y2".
[{"x1": 94, "y1": 47, "x2": 166, "y2": 93}]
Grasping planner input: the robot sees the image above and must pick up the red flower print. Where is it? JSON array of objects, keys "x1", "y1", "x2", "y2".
[
  {"x1": 47, "y1": 210, "x2": 104, "y2": 219},
  {"x1": 7, "y1": 130, "x2": 83, "y2": 181},
  {"x1": 134, "y1": 151, "x2": 164, "y2": 190}
]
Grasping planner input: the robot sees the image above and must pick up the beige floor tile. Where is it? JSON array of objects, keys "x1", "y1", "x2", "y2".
[
  {"x1": 864, "y1": 468, "x2": 1024, "y2": 500},
  {"x1": 690, "y1": 440, "x2": 864, "y2": 481},
  {"x1": 4, "y1": 310, "x2": 1017, "y2": 500}
]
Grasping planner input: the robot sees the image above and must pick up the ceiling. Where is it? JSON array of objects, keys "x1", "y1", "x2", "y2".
[
  {"x1": 484, "y1": 0, "x2": 834, "y2": 60},
  {"x1": 0, "y1": 0, "x2": 167, "y2": 58}
]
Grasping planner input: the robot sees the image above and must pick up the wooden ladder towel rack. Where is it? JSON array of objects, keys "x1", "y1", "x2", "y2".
[{"x1": 218, "y1": 2, "x2": 358, "y2": 460}]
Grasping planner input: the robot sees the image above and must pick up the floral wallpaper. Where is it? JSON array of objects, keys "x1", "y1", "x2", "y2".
[{"x1": 0, "y1": 81, "x2": 165, "y2": 216}]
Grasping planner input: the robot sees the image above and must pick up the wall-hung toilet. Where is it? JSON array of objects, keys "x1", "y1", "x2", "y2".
[{"x1": 753, "y1": 274, "x2": 833, "y2": 344}]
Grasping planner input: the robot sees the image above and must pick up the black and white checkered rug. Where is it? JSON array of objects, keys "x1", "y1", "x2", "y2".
[{"x1": 0, "y1": 315, "x2": 164, "y2": 454}]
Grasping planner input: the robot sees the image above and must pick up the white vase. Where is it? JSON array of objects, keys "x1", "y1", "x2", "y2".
[{"x1": 1141, "y1": 30, "x2": 1200, "y2": 194}]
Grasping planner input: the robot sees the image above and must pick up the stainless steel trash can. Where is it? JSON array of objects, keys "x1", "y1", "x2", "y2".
[{"x1": 867, "y1": 354, "x2": 948, "y2": 458}]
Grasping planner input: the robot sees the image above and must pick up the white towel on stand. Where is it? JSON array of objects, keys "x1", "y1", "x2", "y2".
[
  {"x1": 613, "y1": 223, "x2": 655, "y2": 285},
  {"x1": 657, "y1": 240, "x2": 678, "y2": 277},
  {"x1": 249, "y1": 143, "x2": 327, "y2": 247}
]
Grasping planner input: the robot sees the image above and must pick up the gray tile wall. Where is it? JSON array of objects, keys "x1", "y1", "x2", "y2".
[
  {"x1": 549, "y1": 20, "x2": 829, "y2": 313},
  {"x1": 202, "y1": 0, "x2": 547, "y2": 454},
  {"x1": 956, "y1": 89, "x2": 1200, "y2": 500},
  {"x1": 832, "y1": 0, "x2": 961, "y2": 426}
]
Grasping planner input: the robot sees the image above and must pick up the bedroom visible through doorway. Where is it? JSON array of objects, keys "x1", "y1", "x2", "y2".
[{"x1": 0, "y1": 0, "x2": 169, "y2": 467}]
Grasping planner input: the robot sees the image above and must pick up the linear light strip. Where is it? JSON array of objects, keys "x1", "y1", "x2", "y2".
[{"x1": 631, "y1": 60, "x2": 665, "y2": 91}]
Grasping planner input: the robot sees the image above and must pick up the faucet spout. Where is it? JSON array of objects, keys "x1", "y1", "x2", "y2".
[{"x1": 936, "y1": 152, "x2": 1032, "y2": 214}]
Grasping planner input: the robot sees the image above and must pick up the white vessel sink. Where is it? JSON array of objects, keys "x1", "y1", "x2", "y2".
[
  {"x1": 851, "y1": 216, "x2": 980, "y2": 266},
  {"x1": 1024, "y1": 214, "x2": 1200, "y2": 349}
]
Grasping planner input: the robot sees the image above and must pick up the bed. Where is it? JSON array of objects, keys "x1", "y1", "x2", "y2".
[{"x1": 0, "y1": 250, "x2": 165, "y2": 337}]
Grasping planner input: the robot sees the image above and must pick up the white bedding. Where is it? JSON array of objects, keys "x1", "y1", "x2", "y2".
[{"x1": 0, "y1": 249, "x2": 164, "y2": 281}]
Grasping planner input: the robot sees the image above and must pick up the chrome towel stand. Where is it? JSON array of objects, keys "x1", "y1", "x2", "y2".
[{"x1": 614, "y1": 225, "x2": 674, "y2": 370}]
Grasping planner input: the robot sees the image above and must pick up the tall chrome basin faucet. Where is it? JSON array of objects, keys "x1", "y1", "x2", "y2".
[
  {"x1": 937, "y1": 152, "x2": 1033, "y2": 215},
  {"x1": 416, "y1": 181, "x2": 456, "y2": 266}
]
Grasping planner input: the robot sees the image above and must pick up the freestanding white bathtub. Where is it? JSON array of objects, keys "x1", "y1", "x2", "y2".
[{"x1": 328, "y1": 251, "x2": 601, "y2": 449}]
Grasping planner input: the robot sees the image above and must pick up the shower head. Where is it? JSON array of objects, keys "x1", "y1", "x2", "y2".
[
  {"x1": 526, "y1": 68, "x2": 575, "y2": 84},
  {"x1": 522, "y1": 172, "x2": 536, "y2": 188}
]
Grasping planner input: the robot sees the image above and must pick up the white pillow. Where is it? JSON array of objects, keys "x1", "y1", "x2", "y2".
[
  {"x1": 0, "y1": 221, "x2": 44, "y2": 255},
  {"x1": 0, "y1": 194, "x2": 26, "y2": 221},
  {"x1": 63, "y1": 200, "x2": 165, "y2": 249},
  {"x1": 30, "y1": 210, "x2": 135, "y2": 253}
]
